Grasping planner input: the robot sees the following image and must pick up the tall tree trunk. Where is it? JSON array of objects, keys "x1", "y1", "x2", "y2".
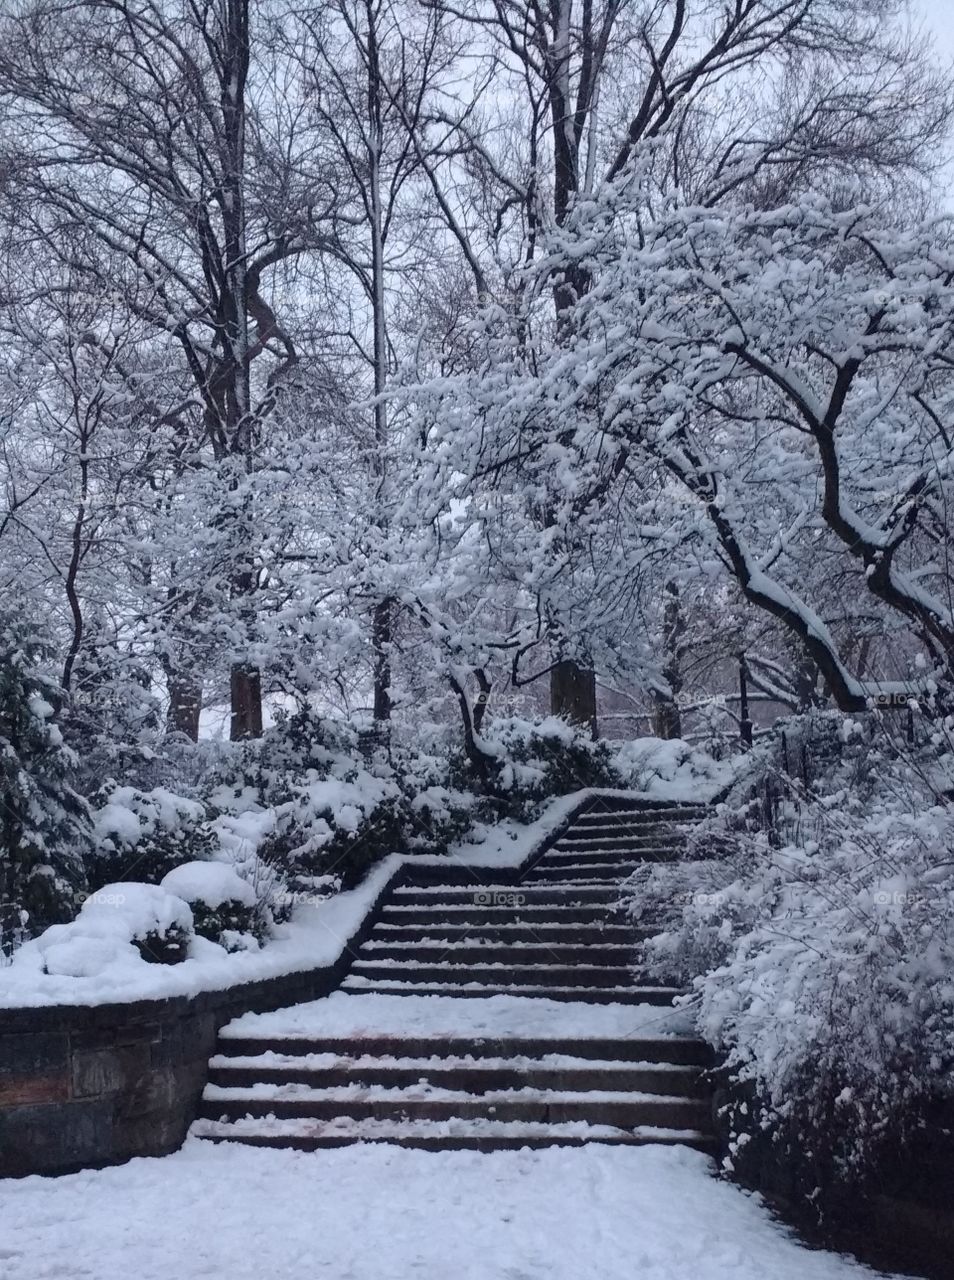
[
  {"x1": 220, "y1": 0, "x2": 262, "y2": 740},
  {"x1": 651, "y1": 693, "x2": 681, "y2": 739},
  {"x1": 793, "y1": 652, "x2": 821, "y2": 712},
  {"x1": 550, "y1": 659, "x2": 598, "y2": 738},
  {"x1": 651, "y1": 582, "x2": 685, "y2": 738},
  {"x1": 166, "y1": 671, "x2": 203, "y2": 741},
  {"x1": 449, "y1": 668, "x2": 497, "y2": 783},
  {"x1": 366, "y1": 0, "x2": 392, "y2": 736},
  {"x1": 372, "y1": 598, "x2": 392, "y2": 726},
  {"x1": 230, "y1": 666, "x2": 263, "y2": 740},
  {"x1": 545, "y1": 1, "x2": 599, "y2": 730}
]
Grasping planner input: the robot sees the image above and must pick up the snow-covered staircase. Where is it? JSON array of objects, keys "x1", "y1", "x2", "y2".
[{"x1": 193, "y1": 798, "x2": 715, "y2": 1152}]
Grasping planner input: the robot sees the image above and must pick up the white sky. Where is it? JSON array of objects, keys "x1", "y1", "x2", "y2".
[
  {"x1": 914, "y1": 0, "x2": 954, "y2": 199},
  {"x1": 917, "y1": 0, "x2": 954, "y2": 61}
]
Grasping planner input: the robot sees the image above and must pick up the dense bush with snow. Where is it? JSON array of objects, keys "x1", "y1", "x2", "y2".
[
  {"x1": 86, "y1": 785, "x2": 218, "y2": 891},
  {"x1": 614, "y1": 737, "x2": 738, "y2": 801},
  {"x1": 631, "y1": 724, "x2": 954, "y2": 1206},
  {"x1": 453, "y1": 716, "x2": 623, "y2": 821},
  {"x1": 223, "y1": 708, "x2": 395, "y2": 889},
  {"x1": 0, "y1": 616, "x2": 91, "y2": 946},
  {"x1": 210, "y1": 709, "x2": 481, "y2": 887},
  {"x1": 13, "y1": 881, "x2": 195, "y2": 977},
  {"x1": 161, "y1": 861, "x2": 261, "y2": 952}
]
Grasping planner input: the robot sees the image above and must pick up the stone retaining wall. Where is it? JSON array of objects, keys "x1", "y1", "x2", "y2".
[
  {"x1": 713, "y1": 1079, "x2": 954, "y2": 1280},
  {"x1": 0, "y1": 790, "x2": 638, "y2": 1180},
  {"x1": 0, "y1": 901, "x2": 386, "y2": 1178}
]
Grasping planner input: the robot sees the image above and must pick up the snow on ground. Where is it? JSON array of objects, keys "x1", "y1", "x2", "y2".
[
  {"x1": 0, "y1": 1138, "x2": 894, "y2": 1280},
  {"x1": 224, "y1": 991, "x2": 696, "y2": 1040}
]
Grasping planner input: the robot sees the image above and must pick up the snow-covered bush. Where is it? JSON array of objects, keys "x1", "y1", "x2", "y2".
[
  {"x1": 15, "y1": 881, "x2": 195, "y2": 975},
  {"x1": 405, "y1": 784, "x2": 477, "y2": 853},
  {"x1": 81, "y1": 881, "x2": 194, "y2": 965},
  {"x1": 230, "y1": 709, "x2": 480, "y2": 884},
  {"x1": 161, "y1": 861, "x2": 260, "y2": 952},
  {"x1": 258, "y1": 770, "x2": 407, "y2": 890},
  {"x1": 203, "y1": 709, "x2": 399, "y2": 888},
  {"x1": 86, "y1": 785, "x2": 218, "y2": 891},
  {"x1": 389, "y1": 737, "x2": 478, "y2": 852},
  {"x1": 239, "y1": 705, "x2": 363, "y2": 804},
  {"x1": 614, "y1": 736, "x2": 736, "y2": 800},
  {"x1": 455, "y1": 716, "x2": 622, "y2": 820},
  {"x1": 633, "y1": 740, "x2": 954, "y2": 1207},
  {"x1": 0, "y1": 617, "x2": 91, "y2": 944}
]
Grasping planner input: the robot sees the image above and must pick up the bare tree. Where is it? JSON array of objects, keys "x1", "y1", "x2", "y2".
[{"x1": 0, "y1": 0, "x2": 345, "y2": 737}]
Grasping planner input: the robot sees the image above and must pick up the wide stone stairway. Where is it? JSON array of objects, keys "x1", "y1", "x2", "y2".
[{"x1": 193, "y1": 798, "x2": 716, "y2": 1152}]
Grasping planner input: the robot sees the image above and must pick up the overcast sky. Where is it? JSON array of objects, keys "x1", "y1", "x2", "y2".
[
  {"x1": 918, "y1": 0, "x2": 954, "y2": 60},
  {"x1": 913, "y1": 0, "x2": 954, "y2": 198}
]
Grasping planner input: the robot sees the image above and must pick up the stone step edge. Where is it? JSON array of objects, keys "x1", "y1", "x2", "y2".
[
  {"x1": 339, "y1": 982, "x2": 684, "y2": 1004},
  {"x1": 215, "y1": 1034, "x2": 708, "y2": 1058},
  {"x1": 191, "y1": 1116, "x2": 711, "y2": 1144},
  {"x1": 209, "y1": 1050, "x2": 702, "y2": 1072},
  {"x1": 202, "y1": 1083, "x2": 704, "y2": 1106}
]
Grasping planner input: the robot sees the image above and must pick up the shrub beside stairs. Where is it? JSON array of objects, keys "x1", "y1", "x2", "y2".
[{"x1": 193, "y1": 798, "x2": 716, "y2": 1152}]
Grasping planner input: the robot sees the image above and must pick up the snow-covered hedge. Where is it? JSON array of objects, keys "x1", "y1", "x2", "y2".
[
  {"x1": 0, "y1": 616, "x2": 91, "y2": 943},
  {"x1": 631, "y1": 733, "x2": 954, "y2": 1202},
  {"x1": 614, "y1": 736, "x2": 738, "y2": 801},
  {"x1": 87, "y1": 785, "x2": 218, "y2": 891},
  {"x1": 455, "y1": 715, "x2": 623, "y2": 820},
  {"x1": 80, "y1": 712, "x2": 640, "y2": 905},
  {"x1": 161, "y1": 861, "x2": 261, "y2": 953},
  {"x1": 13, "y1": 882, "x2": 195, "y2": 977},
  {"x1": 256, "y1": 769, "x2": 406, "y2": 890},
  {"x1": 213, "y1": 708, "x2": 480, "y2": 887}
]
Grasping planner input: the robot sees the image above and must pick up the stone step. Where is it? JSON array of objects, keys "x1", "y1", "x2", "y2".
[
  {"x1": 541, "y1": 853, "x2": 676, "y2": 871},
  {"x1": 559, "y1": 823, "x2": 693, "y2": 840},
  {"x1": 356, "y1": 943, "x2": 639, "y2": 966},
  {"x1": 391, "y1": 886, "x2": 621, "y2": 906},
  {"x1": 552, "y1": 836, "x2": 686, "y2": 854},
  {"x1": 524, "y1": 863, "x2": 646, "y2": 880},
  {"x1": 208, "y1": 1056, "x2": 704, "y2": 1096},
  {"x1": 348, "y1": 961, "x2": 639, "y2": 987},
  {"x1": 340, "y1": 978, "x2": 683, "y2": 1004},
  {"x1": 192, "y1": 1116, "x2": 716, "y2": 1152},
  {"x1": 365, "y1": 922, "x2": 651, "y2": 945},
  {"x1": 574, "y1": 807, "x2": 708, "y2": 825},
  {"x1": 198, "y1": 782, "x2": 715, "y2": 1166},
  {"x1": 215, "y1": 1035, "x2": 713, "y2": 1066},
  {"x1": 377, "y1": 906, "x2": 615, "y2": 926},
  {"x1": 198, "y1": 1086, "x2": 711, "y2": 1131}
]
